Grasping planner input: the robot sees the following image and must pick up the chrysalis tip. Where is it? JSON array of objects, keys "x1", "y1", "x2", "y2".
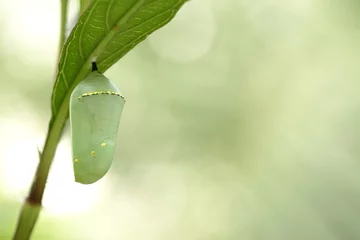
[
  {"x1": 74, "y1": 172, "x2": 105, "y2": 185},
  {"x1": 91, "y1": 62, "x2": 98, "y2": 72}
]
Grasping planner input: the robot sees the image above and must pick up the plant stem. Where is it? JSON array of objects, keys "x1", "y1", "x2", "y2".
[
  {"x1": 12, "y1": 1, "x2": 69, "y2": 239},
  {"x1": 12, "y1": 202, "x2": 41, "y2": 240},
  {"x1": 58, "y1": 0, "x2": 69, "y2": 61}
]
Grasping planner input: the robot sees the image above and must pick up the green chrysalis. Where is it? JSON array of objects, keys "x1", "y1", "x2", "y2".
[{"x1": 69, "y1": 62, "x2": 125, "y2": 184}]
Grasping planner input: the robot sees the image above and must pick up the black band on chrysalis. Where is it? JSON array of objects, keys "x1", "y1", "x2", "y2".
[{"x1": 91, "y1": 62, "x2": 98, "y2": 72}]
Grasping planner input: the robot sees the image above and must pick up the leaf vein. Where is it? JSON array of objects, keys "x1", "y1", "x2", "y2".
[
  {"x1": 78, "y1": 1, "x2": 100, "y2": 60},
  {"x1": 61, "y1": 71, "x2": 69, "y2": 89},
  {"x1": 100, "y1": 5, "x2": 179, "y2": 65},
  {"x1": 105, "y1": 0, "x2": 115, "y2": 31}
]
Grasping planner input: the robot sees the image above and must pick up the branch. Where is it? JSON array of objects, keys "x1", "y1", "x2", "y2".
[{"x1": 12, "y1": 1, "x2": 69, "y2": 239}]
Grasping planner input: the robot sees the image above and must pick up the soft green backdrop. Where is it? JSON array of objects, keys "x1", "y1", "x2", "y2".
[{"x1": 1, "y1": 0, "x2": 360, "y2": 239}]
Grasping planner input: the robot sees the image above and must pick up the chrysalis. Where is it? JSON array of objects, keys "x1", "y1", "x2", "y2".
[{"x1": 69, "y1": 62, "x2": 125, "y2": 184}]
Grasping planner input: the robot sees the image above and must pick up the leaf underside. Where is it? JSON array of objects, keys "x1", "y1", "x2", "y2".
[{"x1": 50, "y1": 0, "x2": 186, "y2": 127}]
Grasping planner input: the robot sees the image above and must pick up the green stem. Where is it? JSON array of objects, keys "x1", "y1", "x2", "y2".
[
  {"x1": 12, "y1": 1, "x2": 69, "y2": 239},
  {"x1": 58, "y1": 0, "x2": 69, "y2": 61},
  {"x1": 12, "y1": 203, "x2": 41, "y2": 240}
]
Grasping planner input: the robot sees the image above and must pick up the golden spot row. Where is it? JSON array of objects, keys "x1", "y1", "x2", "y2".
[{"x1": 78, "y1": 91, "x2": 125, "y2": 99}]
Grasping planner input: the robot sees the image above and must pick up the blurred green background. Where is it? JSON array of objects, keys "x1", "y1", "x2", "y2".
[{"x1": 2, "y1": 0, "x2": 360, "y2": 239}]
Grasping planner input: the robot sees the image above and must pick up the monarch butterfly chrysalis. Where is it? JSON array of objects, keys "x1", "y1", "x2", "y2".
[{"x1": 69, "y1": 62, "x2": 125, "y2": 184}]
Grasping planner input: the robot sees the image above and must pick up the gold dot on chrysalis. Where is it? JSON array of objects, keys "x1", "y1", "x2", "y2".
[
  {"x1": 91, "y1": 151, "x2": 95, "y2": 156},
  {"x1": 74, "y1": 159, "x2": 79, "y2": 163},
  {"x1": 101, "y1": 143, "x2": 106, "y2": 147}
]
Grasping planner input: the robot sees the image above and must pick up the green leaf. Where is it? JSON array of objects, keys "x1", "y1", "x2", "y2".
[{"x1": 51, "y1": 0, "x2": 186, "y2": 127}]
